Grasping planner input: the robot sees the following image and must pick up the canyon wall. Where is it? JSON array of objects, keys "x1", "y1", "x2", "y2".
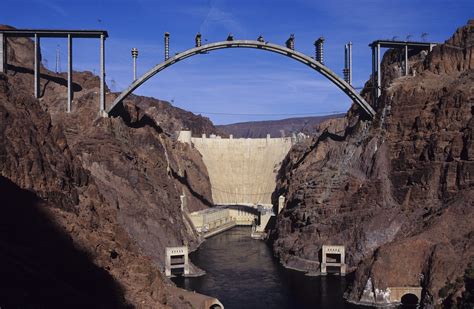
[
  {"x1": 271, "y1": 21, "x2": 474, "y2": 307},
  {"x1": 0, "y1": 27, "x2": 215, "y2": 307}
]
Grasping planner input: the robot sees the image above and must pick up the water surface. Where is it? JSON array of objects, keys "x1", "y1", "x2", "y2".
[{"x1": 173, "y1": 227, "x2": 361, "y2": 309}]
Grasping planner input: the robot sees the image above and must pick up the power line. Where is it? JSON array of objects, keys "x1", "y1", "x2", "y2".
[{"x1": 189, "y1": 110, "x2": 346, "y2": 117}]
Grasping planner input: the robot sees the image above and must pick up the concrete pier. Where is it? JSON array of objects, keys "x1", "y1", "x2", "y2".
[
  {"x1": 376, "y1": 43, "x2": 381, "y2": 98},
  {"x1": 34, "y1": 34, "x2": 40, "y2": 98},
  {"x1": 343, "y1": 42, "x2": 353, "y2": 85},
  {"x1": 348, "y1": 42, "x2": 352, "y2": 85},
  {"x1": 371, "y1": 45, "x2": 376, "y2": 101},
  {"x1": 164, "y1": 32, "x2": 170, "y2": 61},
  {"x1": 99, "y1": 33, "x2": 106, "y2": 116},
  {"x1": 315, "y1": 37, "x2": 324, "y2": 64},
  {"x1": 370, "y1": 43, "x2": 382, "y2": 100},
  {"x1": 67, "y1": 34, "x2": 72, "y2": 112},
  {"x1": 0, "y1": 33, "x2": 4, "y2": 73},
  {"x1": 404, "y1": 44, "x2": 408, "y2": 76}
]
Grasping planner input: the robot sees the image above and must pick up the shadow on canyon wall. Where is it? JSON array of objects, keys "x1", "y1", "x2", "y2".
[{"x1": 0, "y1": 176, "x2": 129, "y2": 308}]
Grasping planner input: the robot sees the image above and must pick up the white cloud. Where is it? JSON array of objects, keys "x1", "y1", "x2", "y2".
[
  {"x1": 36, "y1": 0, "x2": 68, "y2": 17},
  {"x1": 199, "y1": 6, "x2": 243, "y2": 35}
]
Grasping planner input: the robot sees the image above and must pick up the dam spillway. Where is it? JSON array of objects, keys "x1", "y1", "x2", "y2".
[{"x1": 178, "y1": 131, "x2": 293, "y2": 206}]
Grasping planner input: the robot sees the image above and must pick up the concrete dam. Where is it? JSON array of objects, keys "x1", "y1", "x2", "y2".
[{"x1": 178, "y1": 131, "x2": 293, "y2": 207}]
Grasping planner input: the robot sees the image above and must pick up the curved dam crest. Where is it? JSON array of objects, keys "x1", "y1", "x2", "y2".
[{"x1": 178, "y1": 131, "x2": 293, "y2": 206}]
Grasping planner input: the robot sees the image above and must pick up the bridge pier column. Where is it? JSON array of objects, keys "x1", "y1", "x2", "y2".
[
  {"x1": 0, "y1": 33, "x2": 5, "y2": 73},
  {"x1": 99, "y1": 34, "x2": 107, "y2": 117},
  {"x1": 372, "y1": 46, "x2": 376, "y2": 102},
  {"x1": 344, "y1": 43, "x2": 352, "y2": 85},
  {"x1": 404, "y1": 44, "x2": 408, "y2": 76},
  {"x1": 67, "y1": 34, "x2": 72, "y2": 113},
  {"x1": 34, "y1": 34, "x2": 40, "y2": 98},
  {"x1": 315, "y1": 37, "x2": 324, "y2": 64},
  {"x1": 348, "y1": 42, "x2": 352, "y2": 85},
  {"x1": 344, "y1": 44, "x2": 348, "y2": 83},
  {"x1": 164, "y1": 32, "x2": 170, "y2": 61},
  {"x1": 376, "y1": 43, "x2": 381, "y2": 98}
]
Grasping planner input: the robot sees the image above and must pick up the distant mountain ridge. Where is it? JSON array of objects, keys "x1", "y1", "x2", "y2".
[{"x1": 216, "y1": 114, "x2": 345, "y2": 138}]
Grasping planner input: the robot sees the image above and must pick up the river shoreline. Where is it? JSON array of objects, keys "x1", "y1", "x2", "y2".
[{"x1": 173, "y1": 226, "x2": 359, "y2": 309}]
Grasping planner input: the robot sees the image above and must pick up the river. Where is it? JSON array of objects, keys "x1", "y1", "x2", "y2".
[{"x1": 172, "y1": 227, "x2": 362, "y2": 309}]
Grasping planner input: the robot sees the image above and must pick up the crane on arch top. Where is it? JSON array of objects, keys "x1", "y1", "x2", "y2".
[{"x1": 108, "y1": 33, "x2": 377, "y2": 119}]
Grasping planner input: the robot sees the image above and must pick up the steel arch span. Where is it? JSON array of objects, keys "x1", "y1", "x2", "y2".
[{"x1": 108, "y1": 40, "x2": 376, "y2": 118}]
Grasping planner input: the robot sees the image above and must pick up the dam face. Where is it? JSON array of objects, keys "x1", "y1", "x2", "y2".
[{"x1": 178, "y1": 131, "x2": 293, "y2": 206}]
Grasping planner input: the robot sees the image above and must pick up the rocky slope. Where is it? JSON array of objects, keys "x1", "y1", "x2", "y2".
[
  {"x1": 0, "y1": 26, "x2": 215, "y2": 307},
  {"x1": 217, "y1": 114, "x2": 344, "y2": 138},
  {"x1": 271, "y1": 20, "x2": 474, "y2": 307},
  {"x1": 116, "y1": 94, "x2": 219, "y2": 138}
]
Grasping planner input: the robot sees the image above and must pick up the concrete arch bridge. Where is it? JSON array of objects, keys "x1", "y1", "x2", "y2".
[{"x1": 108, "y1": 38, "x2": 376, "y2": 118}]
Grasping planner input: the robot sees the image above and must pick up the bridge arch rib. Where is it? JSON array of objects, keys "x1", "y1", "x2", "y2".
[{"x1": 108, "y1": 40, "x2": 376, "y2": 118}]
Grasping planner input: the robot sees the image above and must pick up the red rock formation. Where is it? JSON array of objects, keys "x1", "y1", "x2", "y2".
[
  {"x1": 271, "y1": 21, "x2": 474, "y2": 307},
  {"x1": 0, "y1": 29, "x2": 216, "y2": 307}
]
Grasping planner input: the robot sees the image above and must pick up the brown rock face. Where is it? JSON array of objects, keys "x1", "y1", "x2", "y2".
[
  {"x1": 271, "y1": 21, "x2": 474, "y2": 307},
  {"x1": 0, "y1": 30, "x2": 215, "y2": 307},
  {"x1": 0, "y1": 71, "x2": 170, "y2": 307},
  {"x1": 118, "y1": 95, "x2": 220, "y2": 137}
]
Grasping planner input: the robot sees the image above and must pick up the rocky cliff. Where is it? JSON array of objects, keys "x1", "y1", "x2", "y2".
[
  {"x1": 271, "y1": 21, "x2": 474, "y2": 307},
  {"x1": 0, "y1": 27, "x2": 215, "y2": 307}
]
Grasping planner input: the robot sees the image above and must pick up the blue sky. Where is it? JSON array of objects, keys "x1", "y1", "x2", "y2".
[{"x1": 1, "y1": 0, "x2": 472, "y2": 124}]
